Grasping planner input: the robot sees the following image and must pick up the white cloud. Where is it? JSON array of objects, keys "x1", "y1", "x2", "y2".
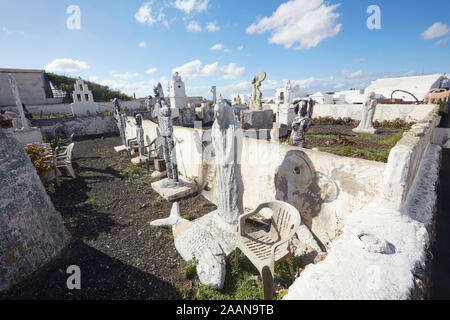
[
  {"x1": 187, "y1": 20, "x2": 202, "y2": 32},
  {"x1": 206, "y1": 22, "x2": 220, "y2": 32},
  {"x1": 146, "y1": 68, "x2": 158, "y2": 75},
  {"x1": 435, "y1": 37, "x2": 449, "y2": 46},
  {"x1": 172, "y1": 0, "x2": 209, "y2": 15},
  {"x1": 172, "y1": 60, "x2": 245, "y2": 80},
  {"x1": 135, "y1": 2, "x2": 168, "y2": 27},
  {"x1": 224, "y1": 49, "x2": 232, "y2": 53},
  {"x1": 237, "y1": 45, "x2": 244, "y2": 51},
  {"x1": 421, "y1": 22, "x2": 450, "y2": 40},
  {"x1": 45, "y1": 58, "x2": 90, "y2": 73},
  {"x1": 246, "y1": 0, "x2": 342, "y2": 50},
  {"x1": 348, "y1": 70, "x2": 363, "y2": 78},
  {"x1": 112, "y1": 72, "x2": 140, "y2": 80},
  {"x1": 211, "y1": 43, "x2": 224, "y2": 51},
  {"x1": 138, "y1": 41, "x2": 147, "y2": 48},
  {"x1": 354, "y1": 57, "x2": 366, "y2": 62}
]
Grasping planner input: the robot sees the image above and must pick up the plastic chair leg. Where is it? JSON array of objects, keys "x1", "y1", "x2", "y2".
[{"x1": 261, "y1": 266, "x2": 274, "y2": 300}]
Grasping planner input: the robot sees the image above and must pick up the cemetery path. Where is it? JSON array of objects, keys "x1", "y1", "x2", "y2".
[
  {"x1": 0, "y1": 134, "x2": 216, "y2": 300},
  {"x1": 430, "y1": 148, "x2": 450, "y2": 299}
]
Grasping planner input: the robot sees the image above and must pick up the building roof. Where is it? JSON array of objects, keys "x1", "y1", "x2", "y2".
[{"x1": 0, "y1": 68, "x2": 45, "y2": 74}]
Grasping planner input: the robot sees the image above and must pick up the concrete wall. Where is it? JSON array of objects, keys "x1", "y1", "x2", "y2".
[
  {"x1": 382, "y1": 105, "x2": 440, "y2": 211},
  {"x1": 125, "y1": 118, "x2": 385, "y2": 245},
  {"x1": 0, "y1": 71, "x2": 48, "y2": 106},
  {"x1": 312, "y1": 103, "x2": 436, "y2": 122},
  {"x1": 32, "y1": 115, "x2": 118, "y2": 140},
  {"x1": 0, "y1": 133, "x2": 70, "y2": 292}
]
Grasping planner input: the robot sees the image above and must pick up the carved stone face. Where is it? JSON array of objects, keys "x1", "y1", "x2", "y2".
[{"x1": 214, "y1": 101, "x2": 234, "y2": 130}]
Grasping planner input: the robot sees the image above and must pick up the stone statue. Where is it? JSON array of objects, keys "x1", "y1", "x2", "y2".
[
  {"x1": 289, "y1": 98, "x2": 315, "y2": 148},
  {"x1": 211, "y1": 100, "x2": 242, "y2": 227},
  {"x1": 211, "y1": 86, "x2": 217, "y2": 105},
  {"x1": 284, "y1": 80, "x2": 301, "y2": 105},
  {"x1": 353, "y1": 92, "x2": 377, "y2": 134},
  {"x1": 153, "y1": 82, "x2": 164, "y2": 119},
  {"x1": 113, "y1": 99, "x2": 127, "y2": 147},
  {"x1": 145, "y1": 95, "x2": 153, "y2": 112},
  {"x1": 250, "y1": 72, "x2": 266, "y2": 110},
  {"x1": 158, "y1": 98, "x2": 178, "y2": 183},
  {"x1": 8, "y1": 74, "x2": 30, "y2": 130},
  {"x1": 135, "y1": 114, "x2": 144, "y2": 158},
  {"x1": 218, "y1": 94, "x2": 223, "y2": 103},
  {"x1": 236, "y1": 95, "x2": 242, "y2": 106}
]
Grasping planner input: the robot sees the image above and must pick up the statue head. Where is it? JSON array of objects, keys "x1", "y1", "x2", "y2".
[
  {"x1": 136, "y1": 114, "x2": 143, "y2": 126},
  {"x1": 154, "y1": 83, "x2": 164, "y2": 99},
  {"x1": 214, "y1": 100, "x2": 235, "y2": 130}
]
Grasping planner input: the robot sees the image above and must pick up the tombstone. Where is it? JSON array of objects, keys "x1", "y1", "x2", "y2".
[
  {"x1": 240, "y1": 109, "x2": 273, "y2": 130},
  {"x1": 289, "y1": 98, "x2": 315, "y2": 148},
  {"x1": 250, "y1": 72, "x2": 266, "y2": 110},
  {"x1": 70, "y1": 78, "x2": 99, "y2": 116},
  {"x1": 353, "y1": 92, "x2": 377, "y2": 134},
  {"x1": 151, "y1": 99, "x2": 197, "y2": 201},
  {"x1": 6, "y1": 74, "x2": 43, "y2": 146}
]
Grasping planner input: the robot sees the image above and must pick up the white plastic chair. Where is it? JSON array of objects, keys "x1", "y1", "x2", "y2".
[{"x1": 55, "y1": 142, "x2": 76, "y2": 178}]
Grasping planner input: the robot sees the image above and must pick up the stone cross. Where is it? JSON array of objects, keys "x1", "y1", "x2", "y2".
[
  {"x1": 158, "y1": 99, "x2": 179, "y2": 183},
  {"x1": 289, "y1": 98, "x2": 315, "y2": 148},
  {"x1": 250, "y1": 72, "x2": 266, "y2": 110},
  {"x1": 211, "y1": 100, "x2": 243, "y2": 227},
  {"x1": 353, "y1": 92, "x2": 377, "y2": 134},
  {"x1": 8, "y1": 73, "x2": 30, "y2": 130}
]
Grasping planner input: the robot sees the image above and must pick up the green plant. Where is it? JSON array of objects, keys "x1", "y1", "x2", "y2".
[
  {"x1": 83, "y1": 198, "x2": 96, "y2": 206},
  {"x1": 183, "y1": 257, "x2": 198, "y2": 279},
  {"x1": 25, "y1": 145, "x2": 54, "y2": 177}
]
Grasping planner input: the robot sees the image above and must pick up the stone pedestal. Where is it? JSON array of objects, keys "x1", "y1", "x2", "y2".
[
  {"x1": 151, "y1": 176, "x2": 197, "y2": 201},
  {"x1": 240, "y1": 109, "x2": 274, "y2": 130},
  {"x1": 278, "y1": 104, "x2": 296, "y2": 127}
]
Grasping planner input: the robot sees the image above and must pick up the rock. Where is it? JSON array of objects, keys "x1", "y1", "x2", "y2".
[{"x1": 151, "y1": 171, "x2": 167, "y2": 179}]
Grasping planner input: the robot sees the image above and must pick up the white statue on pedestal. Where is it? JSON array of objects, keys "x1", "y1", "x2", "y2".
[{"x1": 353, "y1": 92, "x2": 377, "y2": 134}]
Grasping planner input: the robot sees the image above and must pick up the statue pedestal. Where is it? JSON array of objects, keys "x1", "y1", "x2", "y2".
[
  {"x1": 240, "y1": 110, "x2": 273, "y2": 130},
  {"x1": 278, "y1": 104, "x2": 296, "y2": 127},
  {"x1": 352, "y1": 127, "x2": 377, "y2": 134},
  {"x1": 151, "y1": 176, "x2": 197, "y2": 201}
]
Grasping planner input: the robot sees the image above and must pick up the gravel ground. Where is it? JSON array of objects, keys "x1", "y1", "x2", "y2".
[{"x1": 0, "y1": 134, "x2": 216, "y2": 300}]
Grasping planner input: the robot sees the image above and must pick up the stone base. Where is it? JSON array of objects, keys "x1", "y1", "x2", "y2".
[
  {"x1": 151, "y1": 176, "x2": 197, "y2": 201},
  {"x1": 151, "y1": 170, "x2": 167, "y2": 179},
  {"x1": 195, "y1": 210, "x2": 238, "y2": 255},
  {"x1": 352, "y1": 127, "x2": 377, "y2": 134},
  {"x1": 270, "y1": 125, "x2": 288, "y2": 142},
  {"x1": 240, "y1": 110, "x2": 274, "y2": 130},
  {"x1": 243, "y1": 129, "x2": 272, "y2": 140},
  {"x1": 131, "y1": 155, "x2": 148, "y2": 165},
  {"x1": 114, "y1": 145, "x2": 130, "y2": 154}
]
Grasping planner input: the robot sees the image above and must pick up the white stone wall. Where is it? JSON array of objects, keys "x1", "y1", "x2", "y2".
[{"x1": 0, "y1": 71, "x2": 48, "y2": 106}]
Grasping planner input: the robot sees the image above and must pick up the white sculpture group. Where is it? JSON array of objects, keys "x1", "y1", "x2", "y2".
[{"x1": 353, "y1": 92, "x2": 378, "y2": 134}]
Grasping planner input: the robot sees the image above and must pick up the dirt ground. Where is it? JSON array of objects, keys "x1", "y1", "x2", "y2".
[{"x1": 0, "y1": 134, "x2": 216, "y2": 300}]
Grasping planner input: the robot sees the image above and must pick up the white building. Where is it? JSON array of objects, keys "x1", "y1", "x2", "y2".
[
  {"x1": 275, "y1": 85, "x2": 307, "y2": 105},
  {"x1": 333, "y1": 89, "x2": 366, "y2": 104},
  {"x1": 71, "y1": 78, "x2": 99, "y2": 116},
  {"x1": 310, "y1": 91, "x2": 334, "y2": 104},
  {"x1": 169, "y1": 72, "x2": 187, "y2": 108},
  {"x1": 365, "y1": 74, "x2": 446, "y2": 102}
]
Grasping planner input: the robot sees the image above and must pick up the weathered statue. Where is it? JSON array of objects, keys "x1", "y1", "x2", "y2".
[
  {"x1": 289, "y1": 98, "x2": 315, "y2": 148},
  {"x1": 145, "y1": 95, "x2": 153, "y2": 112},
  {"x1": 153, "y1": 82, "x2": 164, "y2": 119},
  {"x1": 250, "y1": 72, "x2": 266, "y2": 110},
  {"x1": 113, "y1": 98, "x2": 127, "y2": 147},
  {"x1": 158, "y1": 99, "x2": 178, "y2": 183},
  {"x1": 211, "y1": 86, "x2": 217, "y2": 105},
  {"x1": 211, "y1": 101, "x2": 242, "y2": 226},
  {"x1": 353, "y1": 92, "x2": 377, "y2": 134},
  {"x1": 8, "y1": 73, "x2": 30, "y2": 130},
  {"x1": 284, "y1": 80, "x2": 301, "y2": 105},
  {"x1": 218, "y1": 94, "x2": 223, "y2": 103},
  {"x1": 135, "y1": 114, "x2": 144, "y2": 158},
  {"x1": 236, "y1": 95, "x2": 242, "y2": 105}
]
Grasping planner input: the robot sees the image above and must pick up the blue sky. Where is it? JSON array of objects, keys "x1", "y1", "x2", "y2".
[{"x1": 1, "y1": 0, "x2": 449, "y2": 99}]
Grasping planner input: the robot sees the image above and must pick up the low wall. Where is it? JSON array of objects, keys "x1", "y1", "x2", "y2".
[
  {"x1": 32, "y1": 115, "x2": 118, "y2": 140},
  {"x1": 312, "y1": 104, "x2": 436, "y2": 122},
  {"x1": 382, "y1": 105, "x2": 440, "y2": 210},
  {"x1": 0, "y1": 133, "x2": 70, "y2": 292},
  {"x1": 125, "y1": 118, "x2": 385, "y2": 245}
]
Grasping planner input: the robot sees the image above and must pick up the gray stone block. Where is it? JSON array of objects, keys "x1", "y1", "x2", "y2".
[{"x1": 240, "y1": 110, "x2": 274, "y2": 130}]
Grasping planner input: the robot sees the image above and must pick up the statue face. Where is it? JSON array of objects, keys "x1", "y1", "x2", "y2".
[{"x1": 214, "y1": 101, "x2": 234, "y2": 130}]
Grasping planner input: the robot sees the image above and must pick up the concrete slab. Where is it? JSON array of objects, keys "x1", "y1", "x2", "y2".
[
  {"x1": 114, "y1": 145, "x2": 130, "y2": 153},
  {"x1": 151, "y1": 176, "x2": 197, "y2": 201},
  {"x1": 131, "y1": 156, "x2": 148, "y2": 165}
]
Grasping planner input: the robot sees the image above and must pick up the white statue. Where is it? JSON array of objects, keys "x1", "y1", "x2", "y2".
[
  {"x1": 284, "y1": 80, "x2": 301, "y2": 106},
  {"x1": 211, "y1": 101, "x2": 242, "y2": 227},
  {"x1": 353, "y1": 92, "x2": 377, "y2": 134},
  {"x1": 8, "y1": 74, "x2": 30, "y2": 130}
]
